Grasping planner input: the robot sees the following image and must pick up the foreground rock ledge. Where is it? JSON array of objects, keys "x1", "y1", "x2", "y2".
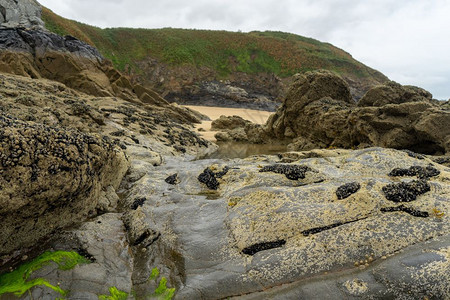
[
  {"x1": 118, "y1": 147, "x2": 448, "y2": 299},
  {"x1": 0, "y1": 113, "x2": 129, "y2": 257}
]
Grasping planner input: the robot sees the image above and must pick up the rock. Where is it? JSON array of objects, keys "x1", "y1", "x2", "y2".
[
  {"x1": 0, "y1": 113, "x2": 129, "y2": 257},
  {"x1": 0, "y1": 0, "x2": 45, "y2": 30},
  {"x1": 0, "y1": 73, "x2": 215, "y2": 160},
  {"x1": 211, "y1": 115, "x2": 251, "y2": 131},
  {"x1": 166, "y1": 80, "x2": 282, "y2": 111},
  {"x1": 18, "y1": 214, "x2": 134, "y2": 299},
  {"x1": 263, "y1": 70, "x2": 450, "y2": 154},
  {"x1": 358, "y1": 81, "x2": 433, "y2": 107},
  {"x1": 121, "y1": 147, "x2": 449, "y2": 299},
  {"x1": 214, "y1": 131, "x2": 232, "y2": 142}
]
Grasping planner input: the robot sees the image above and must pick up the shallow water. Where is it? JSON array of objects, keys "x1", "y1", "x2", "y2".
[{"x1": 203, "y1": 142, "x2": 288, "y2": 159}]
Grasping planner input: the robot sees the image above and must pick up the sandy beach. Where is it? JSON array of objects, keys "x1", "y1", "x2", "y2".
[{"x1": 184, "y1": 105, "x2": 273, "y2": 141}]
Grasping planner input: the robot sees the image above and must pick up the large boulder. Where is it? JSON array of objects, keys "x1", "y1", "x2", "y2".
[
  {"x1": 211, "y1": 115, "x2": 251, "y2": 131},
  {"x1": 0, "y1": 113, "x2": 129, "y2": 257},
  {"x1": 264, "y1": 70, "x2": 450, "y2": 154}
]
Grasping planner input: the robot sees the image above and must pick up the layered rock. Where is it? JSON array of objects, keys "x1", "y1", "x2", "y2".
[{"x1": 262, "y1": 70, "x2": 450, "y2": 154}]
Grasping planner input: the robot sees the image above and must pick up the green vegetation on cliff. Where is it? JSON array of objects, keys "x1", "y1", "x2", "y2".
[{"x1": 41, "y1": 7, "x2": 386, "y2": 82}]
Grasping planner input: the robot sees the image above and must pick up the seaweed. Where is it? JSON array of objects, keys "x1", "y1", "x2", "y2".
[{"x1": 0, "y1": 251, "x2": 90, "y2": 297}]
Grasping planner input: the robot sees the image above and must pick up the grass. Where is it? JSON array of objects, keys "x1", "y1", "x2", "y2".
[
  {"x1": 0, "y1": 251, "x2": 90, "y2": 297},
  {"x1": 41, "y1": 7, "x2": 387, "y2": 83}
]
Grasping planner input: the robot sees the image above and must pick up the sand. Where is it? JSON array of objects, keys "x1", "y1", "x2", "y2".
[{"x1": 184, "y1": 105, "x2": 273, "y2": 141}]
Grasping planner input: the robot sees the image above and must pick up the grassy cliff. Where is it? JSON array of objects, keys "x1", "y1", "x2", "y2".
[{"x1": 41, "y1": 7, "x2": 387, "y2": 83}]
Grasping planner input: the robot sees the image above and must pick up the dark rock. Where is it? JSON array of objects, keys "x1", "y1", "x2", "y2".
[
  {"x1": 388, "y1": 166, "x2": 440, "y2": 180},
  {"x1": 301, "y1": 219, "x2": 362, "y2": 236},
  {"x1": 402, "y1": 149, "x2": 425, "y2": 160},
  {"x1": 242, "y1": 240, "x2": 286, "y2": 256},
  {"x1": 259, "y1": 164, "x2": 310, "y2": 180},
  {"x1": 165, "y1": 173, "x2": 179, "y2": 185},
  {"x1": 336, "y1": 182, "x2": 361, "y2": 199},
  {"x1": 380, "y1": 205, "x2": 429, "y2": 218},
  {"x1": 382, "y1": 180, "x2": 431, "y2": 202},
  {"x1": 432, "y1": 156, "x2": 450, "y2": 167}
]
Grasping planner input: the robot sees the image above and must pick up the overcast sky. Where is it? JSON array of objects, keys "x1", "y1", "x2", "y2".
[{"x1": 39, "y1": 0, "x2": 450, "y2": 100}]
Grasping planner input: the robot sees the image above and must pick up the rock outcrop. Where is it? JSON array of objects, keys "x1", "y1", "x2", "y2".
[
  {"x1": 0, "y1": 0, "x2": 44, "y2": 30},
  {"x1": 261, "y1": 70, "x2": 450, "y2": 154},
  {"x1": 0, "y1": 113, "x2": 129, "y2": 257},
  {"x1": 103, "y1": 148, "x2": 450, "y2": 298},
  {"x1": 0, "y1": 28, "x2": 208, "y2": 124}
]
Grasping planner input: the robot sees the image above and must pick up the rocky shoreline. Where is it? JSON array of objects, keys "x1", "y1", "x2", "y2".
[{"x1": 0, "y1": 1, "x2": 449, "y2": 299}]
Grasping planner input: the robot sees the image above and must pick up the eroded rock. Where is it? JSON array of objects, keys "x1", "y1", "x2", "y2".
[
  {"x1": 261, "y1": 70, "x2": 450, "y2": 154},
  {"x1": 0, "y1": 113, "x2": 129, "y2": 257}
]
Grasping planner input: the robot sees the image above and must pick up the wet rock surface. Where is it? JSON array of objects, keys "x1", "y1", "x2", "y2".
[
  {"x1": 2, "y1": 139, "x2": 449, "y2": 299},
  {"x1": 91, "y1": 147, "x2": 446, "y2": 299}
]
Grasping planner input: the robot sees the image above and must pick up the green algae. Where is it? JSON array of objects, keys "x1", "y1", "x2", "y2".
[
  {"x1": 99, "y1": 287, "x2": 129, "y2": 300},
  {"x1": 153, "y1": 277, "x2": 175, "y2": 300},
  {"x1": 148, "y1": 267, "x2": 160, "y2": 281},
  {"x1": 0, "y1": 251, "x2": 90, "y2": 297},
  {"x1": 147, "y1": 267, "x2": 175, "y2": 300}
]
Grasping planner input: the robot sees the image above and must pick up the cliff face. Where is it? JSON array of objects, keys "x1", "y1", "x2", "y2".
[
  {"x1": 0, "y1": 0, "x2": 44, "y2": 29},
  {"x1": 40, "y1": 8, "x2": 389, "y2": 111}
]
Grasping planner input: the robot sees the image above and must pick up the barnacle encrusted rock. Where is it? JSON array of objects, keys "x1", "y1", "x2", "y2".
[
  {"x1": 120, "y1": 147, "x2": 449, "y2": 299},
  {"x1": 0, "y1": 113, "x2": 129, "y2": 256}
]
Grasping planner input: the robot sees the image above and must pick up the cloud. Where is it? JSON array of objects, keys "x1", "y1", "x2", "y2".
[{"x1": 38, "y1": 0, "x2": 450, "y2": 99}]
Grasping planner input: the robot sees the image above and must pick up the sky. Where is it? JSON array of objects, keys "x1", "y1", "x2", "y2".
[{"x1": 38, "y1": 0, "x2": 450, "y2": 100}]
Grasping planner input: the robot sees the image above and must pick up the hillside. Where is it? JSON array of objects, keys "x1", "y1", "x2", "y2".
[{"x1": 41, "y1": 7, "x2": 388, "y2": 109}]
